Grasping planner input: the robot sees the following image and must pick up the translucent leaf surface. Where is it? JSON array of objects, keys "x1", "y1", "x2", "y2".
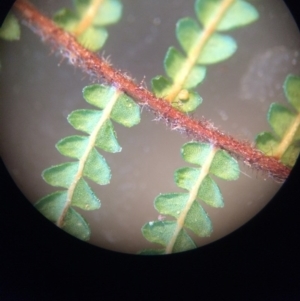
[
  {"x1": 62, "y1": 207, "x2": 90, "y2": 241},
  {"x1": 68, "y1": 109, "x2": 102, "y2": 134},
  {"x1": 42, "y1": 162, "x2": 79, "y2": 188},
  {"x1": 83, "y1": 84, "x2": 140, "y2": 126},
  {"x1": 77, "y1": 26, "x2": 108, "y2": 52},
  {"x1": 142, "y1": 221, "x2": 176, "y2": 247},
  {"x1": 255, "y1": 132, "x2": 279, "y2": 156},
  {"x1": 164, "y1": 47, "x2": 206, "y2": 89},
  {"x1": 197, "y1": 33, "x2": 237, "y2": 64},
  {"x1": 181, "y1": 142, "x2": 239, "y2": 180},
  {"x1": 195, "y1": 0, "x2": 259, "y2": 31},
  {"x1": 184, "y1": 200, "x2": 212, "y2": 236},
  {"x1": 67, "y1": 112, "x2": 121, "y2": 152},
  {"x1": 83, "y1": 148, "x2": 111, "y2": 185},
  {"x1": 172, "y1": 229, "x2": 197, "y2": 253},
  {"x1": 36, "y1": 192, "x2": 90, "y2": 240},
  {"x1": 142, "y1": 221, "x2": 196, "y2": 252},
  {"x1": 256, "y1": 133, "x2": 299, "y2": 167},
  {"x1": 268, "y1": 103, "x2": 296, "y2": 138},
  {"x1": 56, "y1": 135, "x2": 89, "y2": 159},
  {"x1": 53, "y1": 8, "x2": 78, "y2": 31},
  {"x1": 197, "y1": 175, "x2": 224, "y2": 207},
  {"x1": 175, "y1": 167, "x2": 200, "y2": 191},
  {"x1": 91, "y1": 0, "x2": 122, "y2": 26},
  {"x1": 184, "y1": 66, "x2": 206, "y2": 89},
  {"x1": 281, "y1": 143, "x2": 300, "y2": 167},
  {"x1": 176, "y1": 18, "x2": 237, "y2": 64},
  {"x1": 0, "y1": 13, "x2": 20, "y2": 41},
  {"x1": 72, "y1": 178, "x2": 101, "y2": 210},
  {"x1": 290, "y1": 140, "x2": 300, "y2": 164},
  {"x1": 154, "y1": 193, "x2": 189, "y2": 218},
  {"x1": 209, "y1": 150, "x2": 240, "y2": 180},
  {"x1": 155, "y1": 193, "x2": 212, "y2": 236},
  {"x1": 181, "y1": 142, "x2": 213, "y2": 166},
  {"x1": 94, "y1": 120, "x2": 121, "y2": 153},
  {"x1": 176, "y1": 18, "x2": 200, "y2": 57},
  {"x1": 152, "y1": 76, "x2": 172, "y2": 98},
  {"x1": 75, "y1": 0, "x2": 122, "y2": 26},
  {"x1": 284, "y1": 75, "x2": 300, "y2": 112},
  {"x1": 35, "y1": 191, "x2": 68, "y2": 221},
  {"x1": 175, "y1": 168, "x2": 223, "y2": 207},
  {"x1": 83, "y1": 84, "x2": 115, "y2": 109},
  {"x1": 110, "y1": 93, "x2": 141, "y2": 127}
]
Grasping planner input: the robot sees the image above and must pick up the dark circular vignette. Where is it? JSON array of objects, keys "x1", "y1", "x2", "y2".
[{"x1": 0, "y1": 0, "x2": 299, "y2": 300}]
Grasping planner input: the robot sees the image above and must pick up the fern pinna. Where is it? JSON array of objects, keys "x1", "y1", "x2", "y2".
[
  {"x1": 141, "y1": 0, "x2": 259, "y2": 254},
  {"x1": 256, "y1": 74, "x2": 300, "y2": 168},
  {"x1": 152, "y1": 0, "x2": 258, "y2": 112},
  {"x1": 141, "y1": 143, "x2": 239, "y2": 254},
  {"x1": 8, "y1": 0, "x2": 295, "y2": 254},
  {"x1": 53, "y1": 0, "x2": 122, "y2": 52},
  {"x1": 33, "y1": 0, "x2": 135, "y2": 240},
  {"x1": 35, "y1": 84, "x2": 140, "y2": 240}
]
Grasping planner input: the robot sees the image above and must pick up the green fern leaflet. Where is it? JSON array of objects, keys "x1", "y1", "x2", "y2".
[
  {"x1": 53, "y1": 0, "x2": 122, "y2": 52},
  {"x1": 0, "y1": 12, "x2": 20, "y2": 41},
  {"x1": 152, "y1": 0, "x2": 258, "y2": 112},
  {"x1": 140, "y1": 142, "x2": 240, "y2": 254},
  {"x1": 36, "y1": 84, "x2": 140, "y2": 241},
  {"x1": 256, "y1": 74, "x2": 300, "y2": 167}
]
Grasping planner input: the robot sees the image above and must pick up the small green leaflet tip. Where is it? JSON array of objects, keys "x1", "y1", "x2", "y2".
[
  {"x1": 284, "y1": 74, "x2": 300, "y2": 112},
  {"x1": 0, "y1": 13, "x2": 20, "y2": 41}
]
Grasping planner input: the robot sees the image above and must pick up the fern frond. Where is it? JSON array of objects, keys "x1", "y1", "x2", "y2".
[
  {"x1": 36, "y1": 84, "x2": 140, "y2": 240},
  {"x1": 14, "y1": 0, "x2": 290, "y2": 181},
  {"x1": 256, "y1": 74, "x2": 300, "y2": 167},
  {"x1": 140, "y1": 0, "x2": 257, "y2": 254},
  {"x1": 141, "y1": 142, "x2": 240, "y2": 254},
  {"x1": 152, "y1": 0, "x2": 258, "y2": 112},
  {"x1": 53, "y1": 0, "x2": 122, "y2": 52}
]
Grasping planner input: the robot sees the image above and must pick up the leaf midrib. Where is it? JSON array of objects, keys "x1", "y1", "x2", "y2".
[
  {"x1": 165, "y1": 145, "x2": 217, "y2": 254},
  {"x1": 56, "y1": 88, "x2": 121, "y2": 227},
  {"x1": 165, "y1": 0, "x2": 235, "y2": 103}
]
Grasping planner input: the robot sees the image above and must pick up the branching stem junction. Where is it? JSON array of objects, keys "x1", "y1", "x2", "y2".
[{"x1": 13, "y1": 0, "x2": 291, "y2": 182}]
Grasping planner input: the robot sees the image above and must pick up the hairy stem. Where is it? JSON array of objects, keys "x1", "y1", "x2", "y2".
[{"x1": 13, "y1": 0, "x2": 291, "y2": 182}]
